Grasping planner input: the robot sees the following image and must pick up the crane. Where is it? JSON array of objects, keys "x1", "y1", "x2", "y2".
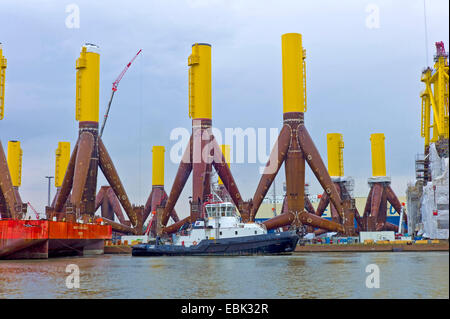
[
  {"x1": 99, "y1": 49, "x2": 142, "y2": 137},
  {"x1": 27, "y1": 202, "x2": 40, "y2": 220}
]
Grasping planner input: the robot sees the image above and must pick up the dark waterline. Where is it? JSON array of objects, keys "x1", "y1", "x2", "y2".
[{"x1": 0, "y1": 252, "x2": 448, "y2": 299}]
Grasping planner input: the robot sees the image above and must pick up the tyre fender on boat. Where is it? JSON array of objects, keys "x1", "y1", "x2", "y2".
[{"x1": 193, "y1": 241, "x2": 197, "y2": 246}]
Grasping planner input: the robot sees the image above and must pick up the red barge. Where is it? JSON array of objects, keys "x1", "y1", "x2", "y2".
[{"x1": 0, "y1": 219, "x2": 111, "y2": 259}]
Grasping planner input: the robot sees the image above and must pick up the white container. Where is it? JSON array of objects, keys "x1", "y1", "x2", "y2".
[{"x1": 360, "y1": 231, "x2": 395, "y2": 242}]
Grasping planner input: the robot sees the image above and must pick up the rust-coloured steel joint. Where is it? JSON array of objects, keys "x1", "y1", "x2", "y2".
[
  {"x1": 54, "y1": 142, "x2": 79, "y2": 212},
  {"x1": 250, "y1": 124, "x2": 291, "y2": 220},
  {"x1": 71, "y1": 131, "x2": 95, "y2": 211},
  {"x1": 98, "y1": 138, "x2": 137, "y2": 227},
  {"x1": 297, "y1": 124, "x2": 345, "y2": 219},
  {"x1": 162, "y1": 216, "x2": 191, "y2": 235}
]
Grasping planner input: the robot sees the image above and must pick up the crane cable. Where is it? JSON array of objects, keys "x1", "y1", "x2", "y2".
[{"x1": 423, "y1": 0, "x2": 429, "y2": 67}]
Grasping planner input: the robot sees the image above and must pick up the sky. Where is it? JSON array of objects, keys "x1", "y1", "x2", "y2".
[{"x1": 0, "y1": 0, "x2": 448, "y2": 221}]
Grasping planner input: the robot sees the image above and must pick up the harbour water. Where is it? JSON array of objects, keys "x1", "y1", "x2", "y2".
[{"x1": 0, "y1": 252, "x2": 448, "y2": 299}]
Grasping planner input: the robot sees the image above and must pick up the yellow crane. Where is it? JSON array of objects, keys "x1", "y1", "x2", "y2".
[{"x1": 420, "y1": 42, "x2": 449, "y2": 151}]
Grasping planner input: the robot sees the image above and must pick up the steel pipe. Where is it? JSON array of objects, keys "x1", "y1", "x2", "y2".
[
  {"x1": 315, "y1": 191, "x2": 329, "y2": 217},
  {"x1": 249, "y1": 125, "x2": 290, "y2": 220},
  {"x1": 0, "y1": 141, "x2": 19, "y2": 218},
  {"x1": 162, "y1": 216, "x2": 191, "y2": 235},
  {"x1": 54, "y1": 141, "x2": 78, "y2": 212},
  {"x1": 297, "y1": 125, "x2": 345, "y2": 218},
  {"x1": 284, "y1": 113, "x2": 305, "y2": 215},
  {"x1": 161, "y1": 136, "x2": 193, "y2": 227},
  {"x1": 98, "y1": 138, "x2": 137, "y2": 227},
  {"x1": 71, "y1": 132, "x2": 95, "y2": 210},
  {"x1": 102, "y1": 217, "x2": 137, "y2": 235},
  {"x1": 385, "y1": 185, "x2": 403, "y2": 214},
  {"x1": 298, "y1": 211, "x2": 345, "y2": 233},
  {"x1": 211, "y1": 138, "x2": 246, "y2": 216},
  {"x1": 106, "y1": 186, "x2": 127, "y2": 224},
  {"x1": 376, "y1": 188, "x2": 388, "y2": 231},
  {"x1": 369, "y1": 183, "x2": 383, "y2": 219}
]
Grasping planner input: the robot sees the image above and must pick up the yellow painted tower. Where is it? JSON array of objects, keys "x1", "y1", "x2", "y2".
[
  {"x1": 0, "y1": 43, "x2": 6, "y2": 120},
  {"x1": 75, "y1": 44, "x2": 100, "y2": 123},
  {"x1": 7, "y1": 141, "x2": 22, "y2": 187},
  {"x1": 188, "y1": 43, "x2": 212, "y2": 120},
  {"x1": 281, "y1": 33, "x2": 306, "y2": 113},
  {"x1": 370, "y1": 133, "x2": 387, "y2": 177},
  {"x1": 218, "y1": 144, "x2": 231, "y2": 185},
  {"x1": 152, "y1": 146, "x2": 165, "y2": 186},
  {"x1": 327, "y1": 133, "x2": 344, "y2": 177},
  {"x1": 55, "y1": 142, "x2": 71, "y2": 188}
]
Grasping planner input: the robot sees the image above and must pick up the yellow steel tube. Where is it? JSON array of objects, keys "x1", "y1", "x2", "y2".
[
  {"x1": 218, "y1": 144, "x2": 230, "y2": 185},
  {"x1": 152, "y1": 146, "x2": 165, "y2": 186},
  {"x1": 188, "y1": 43, "x2": 211, "y2": 119},
  {"x1": 281, "y1": 33, "x2": 306, "y2": 113},
  {"x1": 55, "y1": 142, "x2": 71, "y2": 188},
  {"x1": 75, "y1": 44, "x2": 100, "y2": 122},
  {"x1": 427, "y1": 84, "x2": 441, "y2": 140},
  {"x1": 327, "y1": 133, "x2": 344, "y2": 177},
  {"x1": 424, "y1": 95, "x2": 431, "y2": 147},
  {"x1": 370, "y1": 133, "x2": 386, "y2": 177},
  {"x1": 7, "y1": 141, "x2": 22, "y2": 187},
  {"x1": 0, "y1": 43, "x2": 6, "y2": 120},
  {"x1": 435, "y1": 57, "x2": 449, "y2": 139}
]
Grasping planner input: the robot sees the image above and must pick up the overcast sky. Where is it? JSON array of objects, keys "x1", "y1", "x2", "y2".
[{"x1": 0, "y1": 0, "x2": 448, "y2": 220}]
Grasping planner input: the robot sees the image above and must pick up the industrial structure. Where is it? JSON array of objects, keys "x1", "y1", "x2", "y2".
[
  {"x1": 157, "y1": 43, "x2": 247, "y2": 235},
  {"x1": 420, "y1": 41, "x2": 449, "y2": 166},
  {"x1": 0, "y1": 43, "x2": 112, "y2": 259},
  {"x1": 312, "y1": 133, "x2": 363, "y2": 235},
  {"x1": 0, "y1": 45, "x2": 25, "y2": 220},
  {"x1": 0, "y1": 43, "x2": 6, "y2": 120},
  {"x1": 408, "y1": 42, "x2": 449, "y2": 239},
  {"x1": 49, "y1": 44, "x2": 142, "y2": 235},
  {"x1": 51, "y1": 142, "x2": 70, "y2": 207},
  {"x1": 249, "y1": 33, "x2": 355, "y2": 235},
  {"x1": 143, "y1": 146, "x2": 179, "y2": 237},
  {"x1": 216, "y1": 144, "x2": 233, "y2": 202},
  {"x1": 360, "y1": 133, "x2": 406, "y2": 232},
  {"x1": 1, "y1": 32, "x2": 433, "y2": 258}
]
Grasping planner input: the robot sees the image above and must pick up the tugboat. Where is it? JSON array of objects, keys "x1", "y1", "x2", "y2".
[{"x1": 132, "y1": 201, "x2": 299, "y2": 256}]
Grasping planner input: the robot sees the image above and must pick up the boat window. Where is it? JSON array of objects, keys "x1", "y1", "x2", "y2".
[
  {"x1": 235, "y1": 231, "x2": 238, "y2": 235},
  {"x1": 206, "y1": 206, "x2": 212, "y2": 217}
]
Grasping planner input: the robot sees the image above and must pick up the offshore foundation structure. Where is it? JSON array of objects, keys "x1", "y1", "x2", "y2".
[
  {"x1": 152, "y1": 33, "x2": 406, "y2": 238},
  {"x1": 0, "y1": 32, "x2": 420, "y2": 259},
  {"x1": 0, "y1": 44, "x2": 117, "y2": 259},
  {"x1": 407, "y1": 42, "x2": 449, "y2": 239}
]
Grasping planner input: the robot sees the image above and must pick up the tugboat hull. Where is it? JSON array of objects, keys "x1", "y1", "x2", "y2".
[{"x1": 132, "y1": 231, "x2": 299, "y2": 256}]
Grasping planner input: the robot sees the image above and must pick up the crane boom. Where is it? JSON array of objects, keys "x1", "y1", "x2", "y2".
[
  {"x1": 27, "y1": 202, "x2": 40, "y2": 219},
  {"x1": 100, "y1": 49, "x2": 142, "y2": 137}
]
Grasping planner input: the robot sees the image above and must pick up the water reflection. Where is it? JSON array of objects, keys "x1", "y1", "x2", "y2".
[{"x1": 0, "y1": 252, "x2": 448, "y2": 299}]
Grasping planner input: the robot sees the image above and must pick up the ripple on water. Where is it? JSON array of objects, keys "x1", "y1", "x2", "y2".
[{"x1": 0, "y1": 252, "x2": 448, "y2": 299}]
